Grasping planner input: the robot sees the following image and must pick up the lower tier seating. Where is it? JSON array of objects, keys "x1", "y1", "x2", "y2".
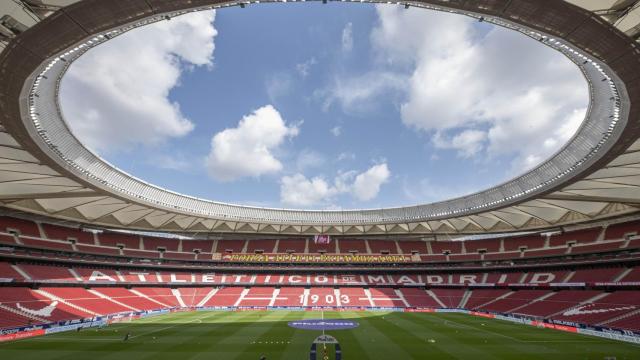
[{"x1": 2, "y1": 286, "x2": 638, "y2": 334}]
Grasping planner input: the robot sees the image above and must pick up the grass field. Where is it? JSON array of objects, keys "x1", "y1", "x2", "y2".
[{"x1": 0, "y1": 311, "x2": 638, "y2": 359}]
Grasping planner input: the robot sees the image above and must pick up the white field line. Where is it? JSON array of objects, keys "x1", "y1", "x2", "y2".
[{"x1": 129, "y1": 312, "x2": 223, "y2": 339}]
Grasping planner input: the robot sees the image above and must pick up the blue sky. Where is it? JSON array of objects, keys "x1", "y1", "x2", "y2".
[{"x1": 59, "y1": 4, "x2": 587, "y2": 209}]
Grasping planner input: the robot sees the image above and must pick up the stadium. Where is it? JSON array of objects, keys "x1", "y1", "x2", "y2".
[{"x1": 0, "y1": 0, "x2": 640, "y2": 358}]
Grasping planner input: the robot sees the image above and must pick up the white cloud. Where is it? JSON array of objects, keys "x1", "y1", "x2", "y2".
[
  {"x1": 368, "y1": 6, "x2": 588, "y2": 174},
  {"x1": 337, "y1": 152, "x2": 356, "y2": 162},
  {"x1": 280, "y1": 163, "x2": 391, "y2": 207},
  {"x1": 266, "y1": 72, "x2": 293, "y2": 101},
  {"x1": 352, "y1": 163, "x2": 391, "y2": 201},
  {"x1": 330, "y1": 126, "x2": 342, "y2": 137},
  {"x1": 151, "y1": 154, "x2": 192, "y2": 172},
  {"x1": 433, "y1": 129, "x2": 487, "y2": 158},
  {"x1": 206, "y1": 105, "x2": 299, "y2": 182},
  {"x1": 280, "y1": 174, "x2": 337, "y2": 207},
  {"x1": 320, "y1": 71, "x2": 407, "y2": 112},
  {"x1": 342, "y1": 22, "x2": 354, "y2": 52},
  {"x1": 402, "y1": 177, "x2": 479, "y2": 204},
  {"x1": 296, "y1": 57, "x2": 317, "y2": 78},
  {"x1": 60, "y1": 11, "x2": 217, "y2": 153},
  {"x1": 296, "y1": 149, "x2": 326, "y2": 171}
]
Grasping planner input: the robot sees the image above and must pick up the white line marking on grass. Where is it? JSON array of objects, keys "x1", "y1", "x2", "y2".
[
  {"x1": 521, "y1": 340, "x2": 600, "y2": 343},
  {"x1": 441, "y1": 317, "x2": 524, "y2": 343},
  {"x1": 30, "y1": 337, "x2": 118, "y2": 342},
  {"x1": 129, "y1": 312, "x2": 220, "y2": 340}
]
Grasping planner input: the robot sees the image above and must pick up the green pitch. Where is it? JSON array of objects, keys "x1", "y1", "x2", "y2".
[{"x1": 0, "y1": 311, "x2": 638, "y2": 359}]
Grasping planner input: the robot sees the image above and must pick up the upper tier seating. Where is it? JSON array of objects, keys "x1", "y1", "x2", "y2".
[
  {"x1": 449, "y1": 253, "x2": 481, "y2": 261},
  {"x1": 245, "y1": 240, "x2": 277, "y2": 253},
  {"x1": 163, "y1": 251, "x2": 196, "y2": 260},
  {"x1": 570, "y1": 241, "x2": 625, "y2": 254},
  {"x1": 368, "y1": 240, "x2": 398, "y2": 254},
  {"x1": 307, "y1": 239, "x2": 334, "y2": 253},
  {"x1": 41, "y1": 224, "x2": 94, "y2": 244},
  {"x1": 605, "y1": 220, "x2": 640, "y2": 240},
  {"x1": 142, "y1": 236, "x2": 178, "y2": 252},
  {"x1": 463, "y1": 238, "x2": 501, "y2": 253},
  {"x1": 75, "y1": 244, "x2": 121, "y2": 256},
  {"x1": 397, "y1": 240, "x2": 428, "y2": 254},
  {"x1": 503, "y1": 235, "x2": 546, "y2": 251},
  {"x1": 99, "y1": 232, "x2": 139, "y2": 249},
  {"x1": 0, "y1": 216, "x2": 639, "y2": 264},
  {"x1": 0, "y1": 216, "x2": 39, "y2": 237},
  {"x1": 214, "y1": 240, "x2": 245, "y2": 253},
  {"x1": 522, "y1": 248, "x2": 568, "y2": 258},
  {"x1": 19, "y1": 237, "x2": 73, "y2": 252},
  {"x1": 549, "y1": 228, "x2": 601, "y2": 246},
  {"x1": 430, "y1": 241, "x2": 463, "y2": 254},
  {"x1": 277, "y1": 239, "x2": 306, "y2": 253},
  {"x1": 181, "y1": 240, "x2": 214, "y2": 253},
  {"x1": 339, "y1": 239, "x2": 368, "y2": 253},
  {"x1": 0, "y1": 232, "x2": 17, "y2": 246}
]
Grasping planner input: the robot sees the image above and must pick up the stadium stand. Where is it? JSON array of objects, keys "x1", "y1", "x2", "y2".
[
  {"x1": 99, "y1": 232, "x2": 139, "y2": 249},
  {"x1": 605, "y1": 220, "x2": 640, "y2": 240},
  {"x1": 338, "y1": 239, "x2": 368, "y2": 254},
  {"x1": 142, "y1": 236, "x2": 179, "y2": 252},
  {"x1": 430, "y1": 241, "x2": 463, "y2": 255},
  {"x1": 19, "y1": 237, "x2": 73, "y2": 252},
  {"x1": 0, "y1": 216, "x2": 40, "y2": 237},
  {"x1": 513, "y1": 290, "x2": 602, "y2": 318},
  {"x1": 214, "y1": 239, "x2": 245, "y2": 253},
  {"x1": 307, "y1": 238, "x2": 333, "y2": 253},
  {"x1": 245, "y1": 239, "x2": 277, "y2": 253},
  {"x1": 368, "y1": 240, "x2": 398, "y2": 254},
  {"x1": 181, "y1": 240, "x2": 214, "y2": 253},
  {"x1": 397, "y1": 240, "x2": 428, "y2": 254},
  {"x1": 463, "y1": 238, "x2": 501, "y2": 253},
  {"x1": 554, "y1": 291, "x2": 640, "y2": 326},
  {"x1": 430, "y1": 289, "x2": 470, "y2": 309},
  {"x1": 41, "y1": 224, "x2": 94, "y2": 244},
  {"x1": 0, "y1": 215, "x2": 639, "y2": 334},
  {"x1": 549, "y1": 228, "x2": 601, "y2": 246},
  {"x1": 276, "y1": 239, "x2": 306, "y2": 253},
  {"x1": 502, "y1": 235, "x2": 546, "y2": 251}
]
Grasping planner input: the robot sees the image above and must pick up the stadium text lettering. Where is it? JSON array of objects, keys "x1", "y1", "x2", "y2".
[
  {"x1": 221, "y1": 253, "x2": 413, "y2": 263},
  {"x1": 80, "y1": 271, "x2": 569, "y2": 285}
]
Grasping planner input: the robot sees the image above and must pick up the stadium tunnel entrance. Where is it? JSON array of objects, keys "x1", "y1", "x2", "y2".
[{"x1": 310, "y1": 334, "x2": 342, "y2": 360}]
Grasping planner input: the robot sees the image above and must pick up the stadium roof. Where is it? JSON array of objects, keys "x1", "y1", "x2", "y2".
[{"x1": 0, "y1": 0, "x2": 640, "y2": 235}]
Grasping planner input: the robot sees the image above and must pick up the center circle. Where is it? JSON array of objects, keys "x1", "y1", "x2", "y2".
[{"x1": 288, "y1": 319, "x2": 359, "y2": 331}]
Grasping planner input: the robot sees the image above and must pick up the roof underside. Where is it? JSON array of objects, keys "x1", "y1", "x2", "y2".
[{"x1": 0, "y1": 0, "x2": 639, "y2": 235}]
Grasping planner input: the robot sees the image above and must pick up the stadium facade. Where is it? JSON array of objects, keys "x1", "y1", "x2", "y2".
[{"x1": 0, "y1": 0, "x2": 640, "y2": 350}]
